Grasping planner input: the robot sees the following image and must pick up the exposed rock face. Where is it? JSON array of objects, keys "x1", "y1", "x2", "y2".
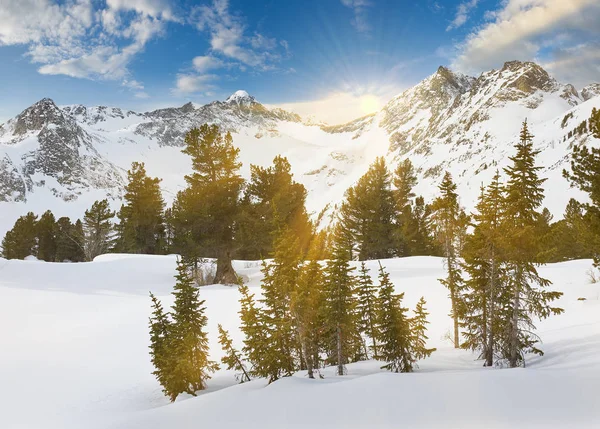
[{"x1": 582, "y1": 84, "x2": 600, "y2": 101}]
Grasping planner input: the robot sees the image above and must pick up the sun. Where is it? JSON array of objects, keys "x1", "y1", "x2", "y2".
[{"x1": 359, "y1": 95, "x2": 380, "y2": 115}]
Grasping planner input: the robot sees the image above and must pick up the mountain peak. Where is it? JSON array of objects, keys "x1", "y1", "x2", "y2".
[{"x1": 225, "y1": 90, "x2": 257, "y2": 105}]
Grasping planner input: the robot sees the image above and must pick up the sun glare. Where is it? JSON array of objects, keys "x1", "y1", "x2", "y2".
[{"x1": 359, "y1": 95, "x2": 380, "y2": 115}]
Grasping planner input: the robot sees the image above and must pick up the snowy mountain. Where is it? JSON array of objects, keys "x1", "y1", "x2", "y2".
[{"x1": 1, "y1": 60, "x2": 599, "y2": 235}]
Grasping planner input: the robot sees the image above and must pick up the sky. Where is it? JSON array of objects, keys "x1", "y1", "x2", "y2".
[{"x1": 0, "y1": 0, "x2": 599, "y2": 124}]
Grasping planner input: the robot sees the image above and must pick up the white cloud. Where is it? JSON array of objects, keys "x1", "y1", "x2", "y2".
[
  {"x1": 452, "y1": 0, "x2": 600, "y2": 79},
  {"x1": 447, "y1": 0, "x2": 479, "y2": 31},
  {"x1": 340, "y1": 0, "x2": 372, "y2": 34},
  {"x1": 0, "y1": 0, "x2": 176, "y2": 96},
  {"x1": 172, "y1": 74, "x2": 217, "y2": 95},
  {"x1": 192, "y1": 55, "x2": 224, "y2": 72}
]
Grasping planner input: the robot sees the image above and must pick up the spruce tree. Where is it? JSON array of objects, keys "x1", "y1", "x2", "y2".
[
  {"x1": 239, "y1": 282, "x2": 269, "y2": 379},
  {"x1": 55, "y1": 217, "x2": 84, "y2": 262},
  {"x1": 355, "y1": 262, "x2": 380, "y2": 358},
  {"x1": 338, "y1": 157, "x2": 397, "y2": 260},
  {"x1": 258, "y1": 228, "x2": 301, "y2": 383},
  {"x1": 431, "y1": 172, "x2": 467, "y2": 348},
  {"x1": 237, "y1": 156, "x2": 312, "y2": 259},
  {"x1": 410, "y1": 297, "x2": 436, "y2": 361},
  {"x1": 322, "y1": 228, "x2": 361, "y2": 375},
  {"x1": 116, "y1": 162, "x2": 165, "y2": 254},
  {"x1": 1, "y1": 212, "x2": 38, "y2": 259},
  {"x1": 393, "y1": 159, "x2": 418, "y2": 256},
  {"x1": 149, "y1": 292, "x2": 173, "y2": 397},
  {"x1": 169, "y1": 259, "x2": 218, "y2": 399},
  {"x1": 82, "y1": 199, "x2": 114, "y2": 261},
  {"x1": 376, "y1": 263, "x2": 413, "y2": 372},
  {"x1": 291, "y1": 235, "x2": 325, "y2": 379},
  {"x1": 502, "y1": 120, "x2": 564, "y2": 367},
  {"x1": 217, "y1": 324, "x2": 250, "y2": 383},
  {"x1": 36, "y1": 210, "x2": 57, "y2": 261}
]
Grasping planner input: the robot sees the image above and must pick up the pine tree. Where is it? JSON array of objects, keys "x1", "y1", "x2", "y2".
[
  {"x1": 407, "y1": 196, "x2": 438, "y2": 255},
  {"x1": 502, "y1": 120, "x2": 564, "y2": 367},
  {"x1": 393, "y1": 159, "x2": 418, "y2": 256},
  {"x1": 322, "y1": 228, "x2": 361, "y2": 375},
  {"x1": 82, "y1": 199, "x2": 114, "y2": 261},
  {"x1": 431, "y1": 171, "x2": 467, "y2": 348},
  {"x1": 175, "y1": 125, "x2": 244, "y2": 284},
  {"x1": 168, "y1": 259, "x2": 218, "y2": 400},
  {"x1": 258, "y1": 228, "x2": 301, "y2": 383},
  {"x1": 291, "y1": 235, "x2": 325, "y2": 379},
  {"x1": 376, "y1": 263, "x2": 413, "y2": 372},
  {"x1": 1, "y1": 212, "x2": 38, "y2": 259},
  {"x1": 55, "y1": 217, "x2": 84, "y2": 262},
  {"x1": 36, "y1": 210, "x2": 57, "y2": 262},
  {"x1": 116, "y1": 162, "x2": 165, "y2": 254},
  {"x1": 239, "y1": 282, "x2": 269, "y2": 379},
  {"x1": 149, "y1": 292, "x2": 173, "y2": 397},
  {"x1": 237, "y1": 156, "x2": 312, "y2": 259},
  {"x1": 355, "y1": 262, "x2": 380, "y2": 358},
  {"x1": 410, "y1": 297, "x2": 436, "y2": 361},
  {"x1": 217, "y1": 324, "x2": 250, "y2": 383},
  {"x1": 338, "y1": 157, "x2": 397, "y2": 260}
]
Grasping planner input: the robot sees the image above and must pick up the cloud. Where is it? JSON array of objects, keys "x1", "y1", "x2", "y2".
[
  {"x1": 193, "y1": 0, "x2": 284, "y2": 69},
  {"x1": 173, "y1": 0, "x2": 288, "y2": 95},
  {"x1": 542, "y1": 42, "x2": 600, "y2": 87},
  {"x1": 447, "y1": 0, "x2": 479, "y2": 31},
  {"x1": 172, "y1": 74, "x2": 218, "y2": 95},
  {"x1": 340, "y1": 0, "x2": 372, "y2": 34},
  {"x1": 452, "y1": 0, "x2": 600, "y2": 81},
  {"x1": 0, "y1": 0, "x2": 176, "y2": 95}
]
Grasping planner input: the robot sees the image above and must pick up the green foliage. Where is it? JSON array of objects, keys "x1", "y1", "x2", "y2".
[
  {"x1": 410, "y1": 297, "x2": 436, "y2": 361},
  {"x1": 376, "y1": 263, "x2": 413, "y2": 373},
  {"x1": 171, "y1": 124, "x2": 244, "y2": 284},
  {"x1": 149, "y1": 292, "x2": 173, "y2": 397},
  {"x1": 431, "y1": 171, "x2": 468, "y2": 348},
  {"x1": 217, "y1": 324, "x2": 250, "y2": 383},
  {"x1": 239, "y1": 282, "x2": 269, "y2": 379},
  {"x1": 237, "y1": 156, "x2": 312, "y2": 259},
  {"x1": 322, "y1": 228, "x2": 361, "y2": 375},
  {"x1": 338, "y1": 157, "x2": 397, "y2": 260},
  {"x1": 1, "y1": 212, "x2": 38, "y2": 259},
  {"x1": 501, "y1": 120, "x2": 563, "y2": 367},
  {"x1": 82, "y1": 199, "x2": 115, "y2": 261},
  {"x1": 55, "y1": 217, "x2": 85, "y2": 262},
  {"x1": 116, "y1": 162, "x2": 165, "y2": 254},
  {"x1": 355, "y1": 262, "x2": 381, "y2": 358}
]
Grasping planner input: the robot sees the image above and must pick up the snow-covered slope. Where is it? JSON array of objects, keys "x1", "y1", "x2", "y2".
[
  {"x1": 1, "y1": 61, "x2": 599, "y2": 236},
  {"x1": 1, "y1": 255, "x2": 599, "y2": 428}
]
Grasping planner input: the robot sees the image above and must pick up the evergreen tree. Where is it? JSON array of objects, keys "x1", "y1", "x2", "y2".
[
  {"x1": 338, "y1": 157, "x2": 397, "y2": 260},
  {"x1": 36, "y1": 210, "x2": 57, "y2": 262},
  {"x1": 258, "y1": 228, "x2": 302, "y2": 383},
  {"x1": 239, "y1": 282, "x2": 269, "y2": 379},
  {"x1": 291, "y1": 235, "x2": 325, "y2": 379},
  {"x1": 55, "y1": 217, "x2": 84, "y2": 262},
  {"x1": 393, "y1": 159, "x2": 418, "y2": 255},
  {"x1": 168, "y1": 259, "x2": 218, "y2": 400},
  {"x1": 116, "y1": 162, "x2": 165, "y2": 254},
  {"x1": 174, "y1": 125, "x2": 244, "y2": 284},
  {"x1": 217, "y1": 324, "x2": 250, "y2": 383},
  {"x1": 376, "y1": 263, "x2": 413, "y2": 372},
  {"x1": 502, "y1": 120, "x2": 564, "y2": 367},
  {"x1": 355, "y1": 262, "x2": 380, "y2": 358},
  {"x1": 431, "y1": 171, "x2": 467, "y2": 348},
  {"x1": 549, "y1": 199, "x2": 593, "y2": 261},
  {"x1": 410, "y1": 297, "x2": 436, "y2": 361},
  {"x1": 149, "y1": 292, "x2": 173, "y2": 397},
  {"x1": 407, "y1": 196, "x2": 438, "y2": 255},
  {"x1": 237, "y1": 156, "x2": 312, "y2": 259},
  {"x1": 322, "y1": 227, "x2": 361, "y2": 375},
  {"x1": 1, "y1": 212, "x2": 38, "y2": 259},
  {"x1": 82, "y1": 199, "x2": 114, "y2": 261}
]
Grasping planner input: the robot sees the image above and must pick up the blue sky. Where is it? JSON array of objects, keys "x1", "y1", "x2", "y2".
[{"x1": 0, "y1": 0, "x2": 599, "y2": 123}]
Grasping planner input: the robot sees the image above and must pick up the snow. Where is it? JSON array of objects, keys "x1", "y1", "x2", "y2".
[{"x1": 0, "y1": 255, "x2": 599, "y2": 428}]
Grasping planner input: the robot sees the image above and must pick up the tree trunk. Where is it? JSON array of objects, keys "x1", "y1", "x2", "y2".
[
  {"x1": 509, "y1": 269, "x2": 521, "y2": 368},
  {"x1": 214, "y1": 249, "x2": 238, "y2": 285},
  {"x1": 486, "y1": 254, "x2": 496, "y2": 367},
  {"x1": 336, "y1": 324, "x2": 344, "y2": 376},
  {"x1": 452, "y1": 294, "x2": 460, "y2": 349}
]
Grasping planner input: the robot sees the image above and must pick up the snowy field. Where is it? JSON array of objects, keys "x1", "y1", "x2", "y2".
[{"x1": 1, "y1": 255, "x2": 599, "y2": 428}]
